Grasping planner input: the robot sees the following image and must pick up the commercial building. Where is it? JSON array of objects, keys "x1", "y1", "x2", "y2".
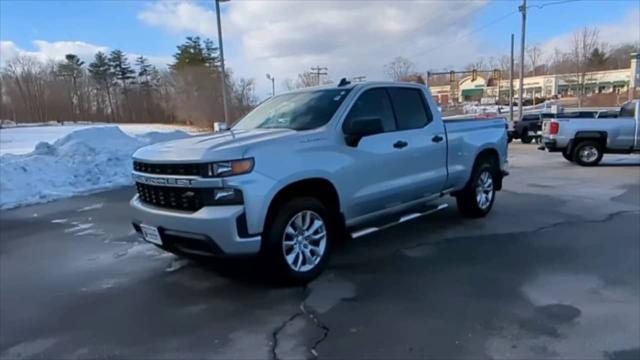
[{"x1": 431, "y1": 53, "x2": 639, "y2": 104}]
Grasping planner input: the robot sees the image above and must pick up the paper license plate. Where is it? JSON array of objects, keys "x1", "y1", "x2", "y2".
[{"x1": 140, "y1": 224, "x2": 162, "y2": 245}]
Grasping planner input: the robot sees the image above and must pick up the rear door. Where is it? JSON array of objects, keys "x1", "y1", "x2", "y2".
[{"x1": 387, "y1": 87, "x2": 447, "y2": 199}]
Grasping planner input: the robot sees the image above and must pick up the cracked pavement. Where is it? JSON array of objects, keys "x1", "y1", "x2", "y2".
[{"x1": 1, "y1": 143, "x2": 639, "y2": 359}]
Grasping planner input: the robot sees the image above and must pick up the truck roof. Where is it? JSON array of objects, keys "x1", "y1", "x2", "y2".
[{"x1": 286, "y1": 81, "x2": 428, "y2": 94}]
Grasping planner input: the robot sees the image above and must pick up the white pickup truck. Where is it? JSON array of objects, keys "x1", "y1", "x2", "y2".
[
  {"x1": 541, "y1": 100, "x2": 640, "y2": 166},
  {"x1": 131, "y1": 81, "x2": 509, "y2": 282}
]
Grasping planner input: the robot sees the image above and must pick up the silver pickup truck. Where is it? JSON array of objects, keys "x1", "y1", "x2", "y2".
[
  {"x1": 130, "y1": 81, "x2": 508, "y2": 282},
  {"x1": 541, "y1": 100, "x2": 640, "y2": 166}
]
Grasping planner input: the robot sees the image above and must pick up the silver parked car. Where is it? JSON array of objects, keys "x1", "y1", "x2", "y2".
[
  {"x1": 541, "y1": 100, "x2": 640, "y2": 166},
  {"x1": 130, "y1": 81, "x2": 509, "y2": 283}
]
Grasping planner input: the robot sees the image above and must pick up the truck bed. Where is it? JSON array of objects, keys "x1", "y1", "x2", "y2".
[{"x1": 442, "y1": 117, "x2": 508, "y2": 190}]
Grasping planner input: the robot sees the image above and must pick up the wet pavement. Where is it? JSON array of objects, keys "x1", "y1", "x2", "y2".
[{"x1": 1, "y1": 143, "x2": 639, "y2": 359}]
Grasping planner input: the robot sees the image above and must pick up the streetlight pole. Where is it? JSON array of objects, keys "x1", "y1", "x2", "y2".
[
  {"x1": 510, "y1": 33, "x2": 515, "y2": 123},
  {"x1": 518, "y1": 0, "x2": 527, "y2": 121},
  {"x1": 215, "y1": 0, "x2": 230, "y2": 128},
  {"x1": 266, "y1": 73, "x2": 275, "y2": 97}
]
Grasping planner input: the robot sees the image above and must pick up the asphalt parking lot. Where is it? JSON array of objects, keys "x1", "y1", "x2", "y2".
[{"x1": 1, "y1": 143, "x2": 639, "y2": 360}]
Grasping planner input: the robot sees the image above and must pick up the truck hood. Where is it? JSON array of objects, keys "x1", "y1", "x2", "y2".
[{"x1": 133, "y1": 128, "x2": 295, "y2": 162}]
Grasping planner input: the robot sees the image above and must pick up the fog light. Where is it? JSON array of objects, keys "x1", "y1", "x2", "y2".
[{"x1": 211, "y1": 188, "x2": 243, "y2": 205}]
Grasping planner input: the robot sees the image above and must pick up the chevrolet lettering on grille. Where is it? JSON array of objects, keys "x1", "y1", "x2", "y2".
[{"x1": 133, "y1": 174, "x2": 194, "y2": 187}]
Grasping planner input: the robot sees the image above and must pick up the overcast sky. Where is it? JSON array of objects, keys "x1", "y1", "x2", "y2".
[{"x1": 1, "y1": 0, "x2": 638, "y2": 98}]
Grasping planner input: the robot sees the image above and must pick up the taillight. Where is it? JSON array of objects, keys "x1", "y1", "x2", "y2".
[{"x1": 549, "y1": 122, "x2": 559, "y2": 135}]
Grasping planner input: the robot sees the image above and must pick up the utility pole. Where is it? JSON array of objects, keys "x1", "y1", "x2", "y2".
[
  {"x1": 510, "y1": 33, "x2": 515, "y2": 123},
  {"x1": 518, "y1": 0, "x2": 527, "y2": 121},
  {"x1": 310, "y1": 66, "x2": 328, "y2": 86},
  {"x1": 215, "y1": 0, "x2": 230, "y2": 128}
]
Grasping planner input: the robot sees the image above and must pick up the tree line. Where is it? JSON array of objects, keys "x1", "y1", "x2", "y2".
[
  {"x1": 0, "y1": 37, "x2": 258, "y2": 128},
  {"x1": 384, "y1": 26, "x2": 637, "y2": 89}
]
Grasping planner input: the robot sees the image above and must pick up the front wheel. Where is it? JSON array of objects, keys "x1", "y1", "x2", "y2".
[
  {"x1": 261, "y1": 197, "x2": 333, "y2": 284},
  {"x1": 520, "y1": 130, "x2": 533, "y2": 144},
  {"x1": 456, "y1": 161, "x2": 497, "y2": 218}
]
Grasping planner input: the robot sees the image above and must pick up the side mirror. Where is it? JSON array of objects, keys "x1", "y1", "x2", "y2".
[{"x1": 344, "y1": 117, "x2": 384, "y2": 147}]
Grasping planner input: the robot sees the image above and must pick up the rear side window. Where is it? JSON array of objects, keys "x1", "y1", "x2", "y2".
[
  {"x1": 344, "y1": 88, "x2": 396, "y2": 132},
  {"x1": 388, "y1": 88, "x2": 432, "y2": 130},
  {"x1": 620, "y1": 102, "x2": 637, "y2": 118},
  {"x1": 522, "y1": 115, "x2": 539, "y2": 121}
]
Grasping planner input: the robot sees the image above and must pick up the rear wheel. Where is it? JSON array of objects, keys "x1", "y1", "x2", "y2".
[
  {"x1": 572, "y1": 141, "x2": 603, "y2": 166},
  {"x1": 562, "y1": 149, "x2": 573, "y2": 162},
  {"x1": 261, "y1": 197, "x2": 333, "y2": 284},
  {"x1": 456, "y1": 160, "x2": 497, "y2": 218}
]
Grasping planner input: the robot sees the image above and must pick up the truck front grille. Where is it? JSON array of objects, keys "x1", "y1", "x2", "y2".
[
  {"x1": 134, "y1": 161, "x2": 205, "y2": 176},
  {"x1": 136, "y1": 183, "x2": 205, "y2": 211}
]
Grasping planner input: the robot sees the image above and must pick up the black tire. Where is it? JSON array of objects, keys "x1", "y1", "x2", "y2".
[
  {"x1": 572, "y1": 140, "x2": 603, "y2": 166},
  {"x1": 520, "y1": 129, "x2": 533, "y2": 144},
  {"x1": 455, "y1": 160, "x2": 497, "y2": 218},
  {"x1": 261, "y1": 197, "x2": 333, "y2": 284},
  {"x1": 562, "y1": 149, "x2": 573, "y2": 162}
]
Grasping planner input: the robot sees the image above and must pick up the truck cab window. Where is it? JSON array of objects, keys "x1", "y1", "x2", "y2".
[
  {"x1": 620, "y1": 102, "x2": 637, "y2": 118},
  {"x1": 388, "y1": 88, "x2": 432, "y2": 130},
  {"x1": 343, "y1": 88, "x2": 396, "y2": 132}
]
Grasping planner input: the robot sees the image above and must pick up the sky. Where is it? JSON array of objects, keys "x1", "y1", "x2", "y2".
[{"x1": 1, "y1": 0, "x2": 638, "y2": 98}]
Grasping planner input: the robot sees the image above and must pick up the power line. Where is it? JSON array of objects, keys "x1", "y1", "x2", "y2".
[
  {"x1": 528, "y1": 0, "x2": 582, "y2": 10},
  {"x1": 412, "y1": 0, "x2": 581, "y2": 59},
  {"x1": 412, "y1": 9, "x2": 519, "y2": 58}
]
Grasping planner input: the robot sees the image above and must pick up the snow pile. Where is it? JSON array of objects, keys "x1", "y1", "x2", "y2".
[
  {"x1": 0, "y1": 123, "x2": 204, "y2": 155},
  {"x1": 0, "y1": 126, "x2": 191, "y2": 209}
]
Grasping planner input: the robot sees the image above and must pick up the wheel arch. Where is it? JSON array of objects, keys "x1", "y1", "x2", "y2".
[
  {"x1": 263, "y1": 178, "x2": 343, "y2": 234},
  {"x1": 473, "y1": 148, "x2": 503, "y2": 190},
  {"x1": 568, "y1": 131, "x2": 608, "y2": 153}
]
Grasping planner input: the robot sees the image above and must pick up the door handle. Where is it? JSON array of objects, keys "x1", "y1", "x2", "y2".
[
  {"x1": 393, "y1": 140, "x2": 408, "y2": 149},
  {"x1": 432, "y1": 135, "x2": 444, "y2": 143}
]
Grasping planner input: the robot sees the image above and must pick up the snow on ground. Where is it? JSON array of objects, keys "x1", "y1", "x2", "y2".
[
  {"x1": 0, "y1": 125, "x2": 194, "y2": 209},
  {"x1": 0, "y1": 123, "x2": 202, "y2": 156}
]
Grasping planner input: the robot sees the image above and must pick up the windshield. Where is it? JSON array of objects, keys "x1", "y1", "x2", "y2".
[{"x1": 233, "y1": 89, "x2": 351, "y2": 131}]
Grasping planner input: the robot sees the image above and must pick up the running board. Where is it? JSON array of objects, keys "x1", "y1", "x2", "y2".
[{"x1": 350, "y1": 203, "x2": 448, "y2": 239}]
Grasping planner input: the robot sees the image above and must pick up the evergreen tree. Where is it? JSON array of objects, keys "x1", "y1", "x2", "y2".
[
  {"x1": 171, "y1": 36, "x2": 219, "y2": 70},
  {"x1": 107, "y1": 49, "x2": 135, "y2": 120},
  {"x1": 108, "y1": 49, "x2": 135, "y2": 88},
  {"x1": 588, "y1": 48, "x2": 609, "y2": 70},
  {"x1": 56, "y1": 54, "x2": 85, "y2": 120},
  {"x1": 89, "y1": 51, "x2": 115, "y2": 121},
  {"x1": 57, "y1": 54, "x2": 84, "y2": 80},
  {"x1": 135, "y1": 55, "x2": 158, "y2": 90}
]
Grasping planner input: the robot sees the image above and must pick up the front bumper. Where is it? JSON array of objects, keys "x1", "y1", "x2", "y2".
[{"x1": 130, "y1": 195, "x2": 261, "y2": 256}]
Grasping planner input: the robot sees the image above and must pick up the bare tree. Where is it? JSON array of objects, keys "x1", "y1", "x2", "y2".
[
  {"x1": 384, "y1": 56, "x2": 415, "y2": 81},
  {"x1": 497, "y1": 55, "x2": 511, "y2": 78},
  {"x1": 4, "y1": 56, "x2": 49, "y2": 122},
  {"x1": 231, "y1": 77, "x2": 257, "y2": 121},
  {"x1": 526, "y1": 44, "x2": 542, "y2": 76},
  {"x1": 283, "y1": 72, "x2": 323, "y2": 90},
  {"x1": 465, "y1": 57, "x2": 486, "y2": 72},
  {"x1": 571, "y1": 26, "x2": 600, "y2": 106}
]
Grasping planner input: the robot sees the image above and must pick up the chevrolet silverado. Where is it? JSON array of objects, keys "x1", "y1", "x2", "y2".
[{"x1": 131, "y1": 81, "x2": 509, "y2": 283}]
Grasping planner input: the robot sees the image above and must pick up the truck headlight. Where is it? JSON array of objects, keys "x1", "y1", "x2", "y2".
[{"x1": 205, "y1": 158, "x2": 254, "y2": 177}]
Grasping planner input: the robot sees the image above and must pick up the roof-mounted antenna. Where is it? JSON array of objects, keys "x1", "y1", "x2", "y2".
[{"x1": 338, "y1": 78, "x2": 351, "y2": 87}]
